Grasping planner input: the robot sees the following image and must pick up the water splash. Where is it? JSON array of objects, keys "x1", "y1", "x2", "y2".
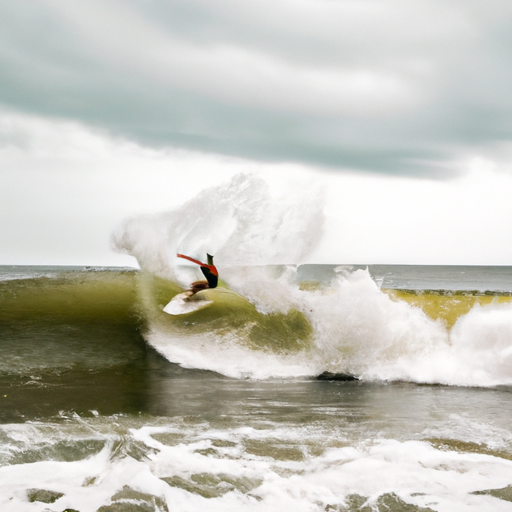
[{"x1": 112, "y1": 173, "x2": 325, "y2": 277}]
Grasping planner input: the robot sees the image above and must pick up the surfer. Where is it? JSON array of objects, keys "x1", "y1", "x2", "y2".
[{"x1": 177, "y1": 253, "x2": 218, "y2": 293}]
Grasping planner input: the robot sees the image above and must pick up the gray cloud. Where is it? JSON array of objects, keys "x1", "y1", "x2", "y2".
[{"x1": 2, "y1": 0, "x2": 512, "y2": 176}]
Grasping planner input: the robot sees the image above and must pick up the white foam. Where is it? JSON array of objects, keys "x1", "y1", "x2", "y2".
[
  {"x1": 2, "y1": 419, "x2": 512, "y2": 511},
  {"x1": 146, "y1": 328, "x2": 316, "y2": 380}
]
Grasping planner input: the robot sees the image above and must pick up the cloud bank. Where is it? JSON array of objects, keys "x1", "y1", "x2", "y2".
[{"x1": 2, "y1": 0, "x2": 512, "y2": 176}]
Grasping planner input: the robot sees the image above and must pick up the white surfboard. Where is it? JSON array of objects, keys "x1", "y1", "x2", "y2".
[{"x1": 163, "y1": 291, "x2": 214, "y2": 315}]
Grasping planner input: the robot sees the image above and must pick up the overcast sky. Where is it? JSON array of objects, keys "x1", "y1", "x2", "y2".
[{"x1": 1, "y1": 0, "x2": 512, "y2": 266}]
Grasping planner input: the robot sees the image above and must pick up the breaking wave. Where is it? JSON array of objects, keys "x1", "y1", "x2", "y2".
[{"x1": 109, "y1": 173, "x2": 512, "y2": 386}]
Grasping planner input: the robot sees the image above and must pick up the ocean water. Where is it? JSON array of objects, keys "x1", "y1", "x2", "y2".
[
  {"x1": 1, "y1": 263, "x2": 512, "y2": 512},
  {"x1": 2, "y1": 174, "x2": 512, "y2": 512}
]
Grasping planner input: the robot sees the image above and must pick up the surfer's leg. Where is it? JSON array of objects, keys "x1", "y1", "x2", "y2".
[{"x1": 189, "y1": 281, "x2": 210, "y2": 293}]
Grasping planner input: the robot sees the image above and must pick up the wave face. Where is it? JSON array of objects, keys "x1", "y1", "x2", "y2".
[
  {"x1": 108, "y1": 174, "x2": 512, "y2": 387},
  {"x1": 0, "y1": 268, "x2": 143, "y2": 377}
]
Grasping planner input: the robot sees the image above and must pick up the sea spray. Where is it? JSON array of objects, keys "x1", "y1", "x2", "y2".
[
  {"x1": 112, "y1": 173, "x2": 325, "y2": 276},
  {"x1": 110, "y1": 173, "x2": 326, "y2": 376},
  {"x1": 448, "y1": 302, "x2": 512, "y2": 386},
  {"x1": 304, "y1": 269, "x2": 512, "y2": 386}
]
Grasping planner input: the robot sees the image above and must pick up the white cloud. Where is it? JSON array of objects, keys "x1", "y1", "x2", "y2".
[{"x1": 1, "y1": 1, "x2": 512, "y2": 265}]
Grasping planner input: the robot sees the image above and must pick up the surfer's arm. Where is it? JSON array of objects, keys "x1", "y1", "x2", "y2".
[
  {"x1": 177, "y1": 252, "x2": 218, "y2": 288},
  {"x1": 177, "y1": 253, "x2": 218, "y2": 279},
  {"x1": 177, "y1": 253, "x2": 206, "y2": 266}
]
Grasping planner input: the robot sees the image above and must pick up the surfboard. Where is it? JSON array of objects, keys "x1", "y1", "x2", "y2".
[
  {"x1": 163, "y1": 290, "x2": 214, "y2": 315},
  {"x1": 163, "y1": 287, "x2": 249, "y2": 316}
]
